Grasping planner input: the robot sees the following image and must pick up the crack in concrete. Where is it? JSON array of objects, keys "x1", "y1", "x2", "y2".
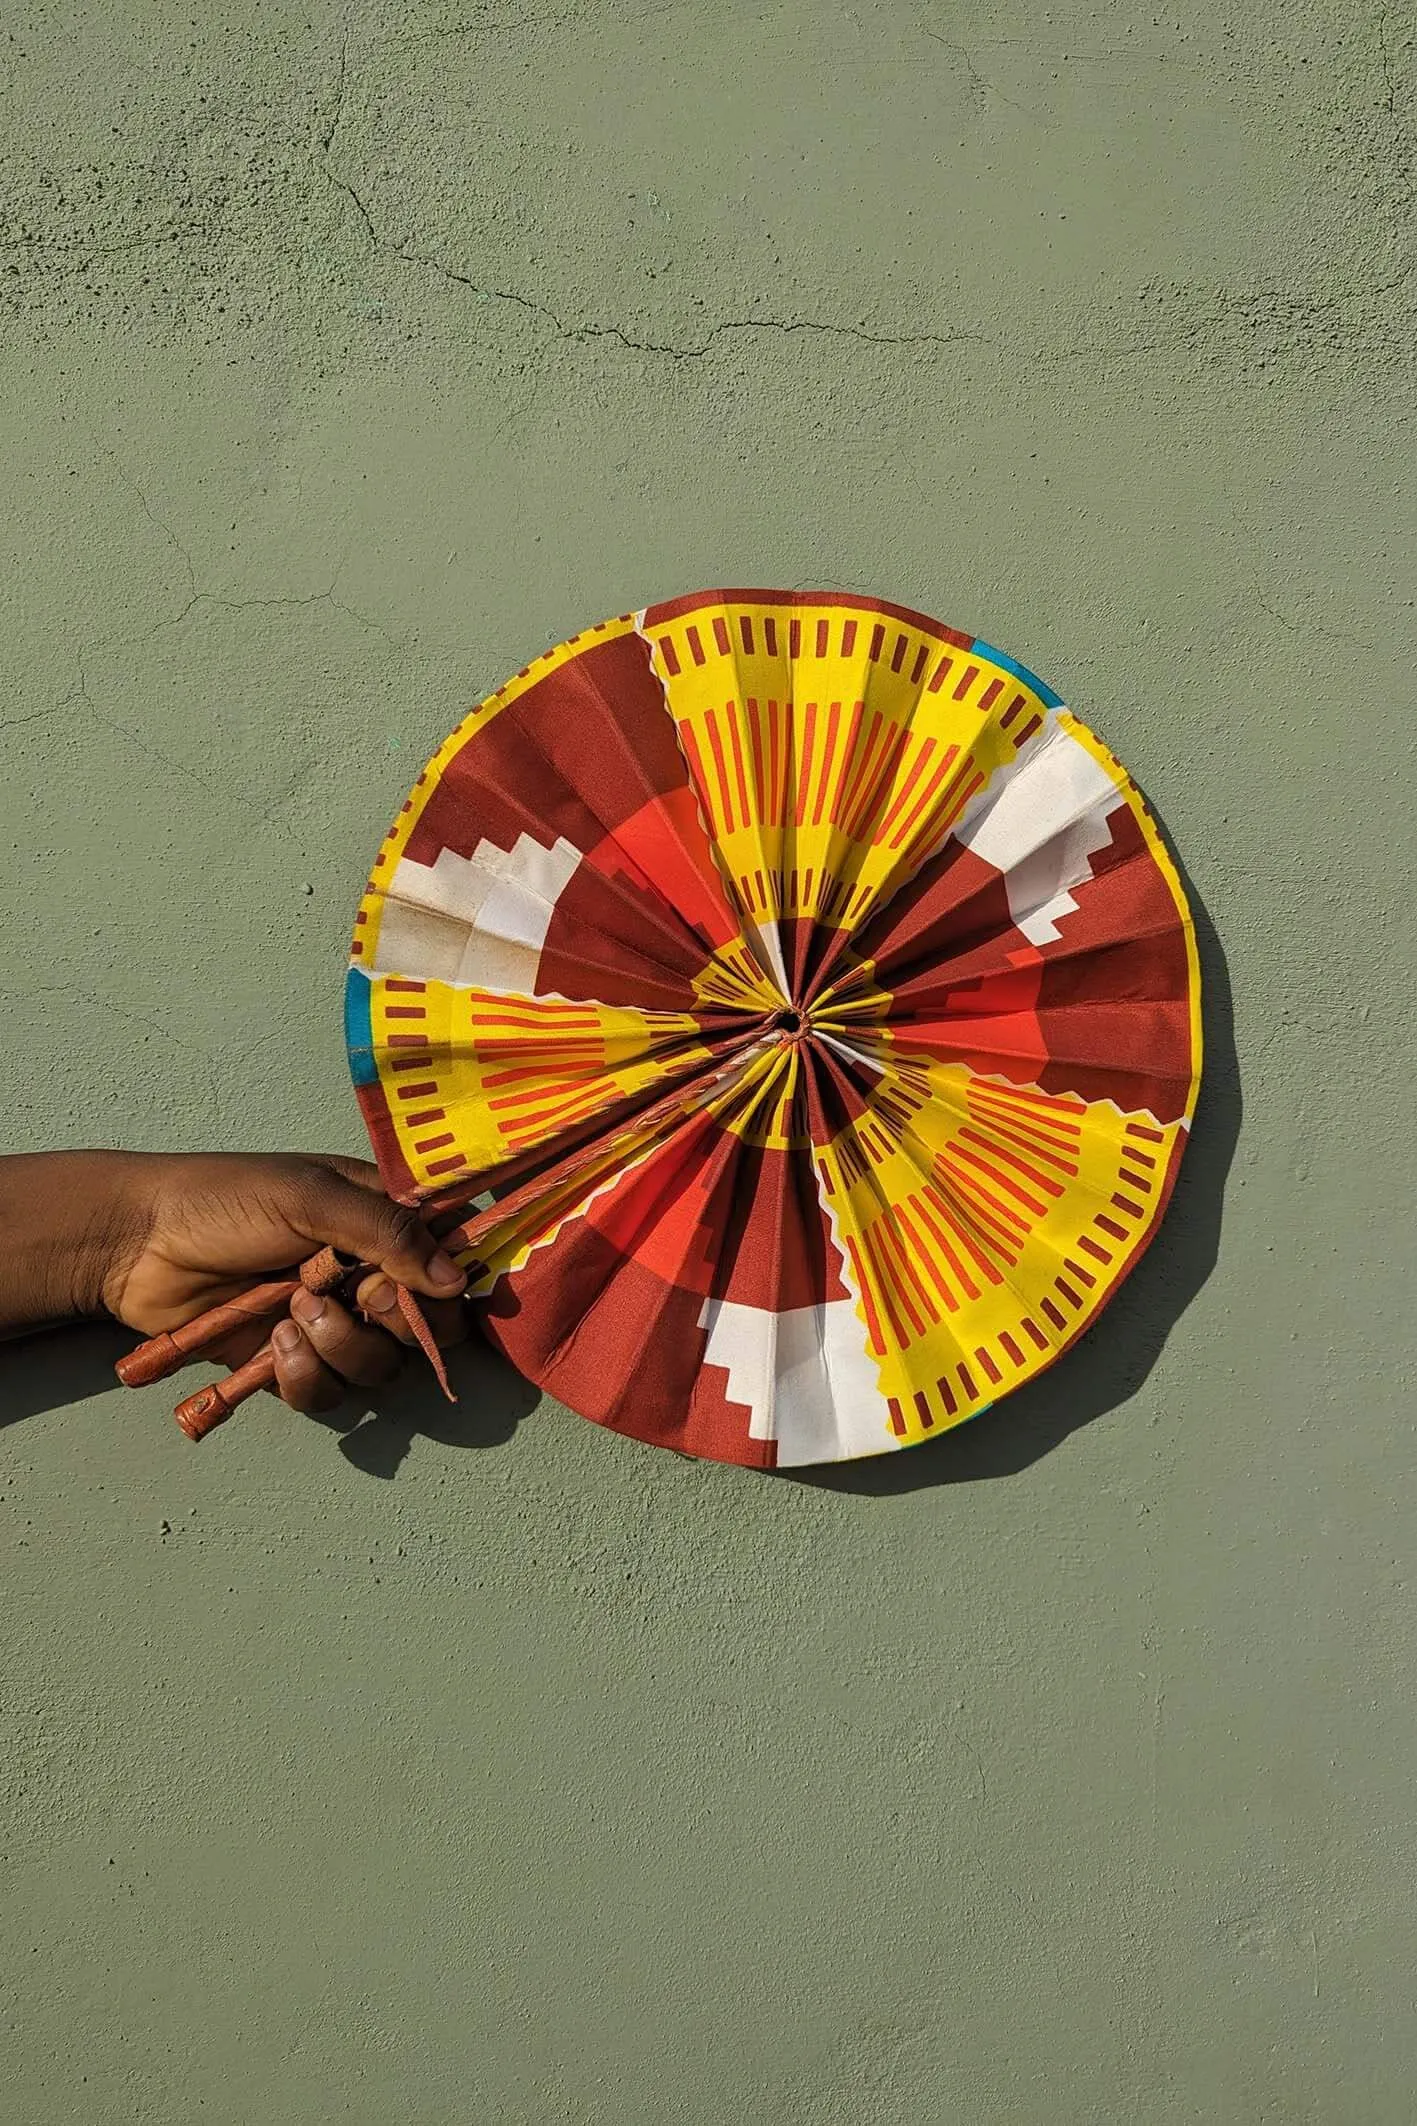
[
  {"x1": 322, "y1": 138, "x2": 1417, "y2": 371},
  {"x1": 1252, "y1": 589, "x2": 1382, "y2": 659},
  {"x1": 924, "y1": 28, "x2": 1048, "y2": 122},
  {"x1": 60, "y1": 559, "x2": 404, "y2": 798},
  {"x1": 1224, "y1": 489, "x2": 1388, "y2": 659},
  {"x1": 91, "y1": 436, "x2": 199, "y2": 606},
  {"x1": 300, "y1": 19, "x2": 1417, "y2": 374},
  {"x1": 4, "y1": 983, "x2": 218, "y2": 1062},
  {"x1": 65, "y1": 660, "x2": 221, "y2": 797},
  {"x1": 319, "y1": 22, "x2": 350, "y2": 159},
  {"x1": 313, "y1": 32, "x2": 985, "y2": 362},
  {"x1": 580, "y1": 313, "x2": 987, "y2": 359},
  {"x1": 143, "y1": 583, "x2": 408, "y2": 648},
  {"x1": 1368, "y1": 0, "x2": 1416, "y2": 282},
  {"x1": 0, "y1": 983, "x2": 224, "y2": 1127},
  {"x1": 316, "y1": 25, "x2": 381, "y2": 249},
  {"x1": 345, "y1": 213, "x2": 985, "y2": 359},
  {"x1": 81, "y1": 440, "x2": 406, "y2": 664}
]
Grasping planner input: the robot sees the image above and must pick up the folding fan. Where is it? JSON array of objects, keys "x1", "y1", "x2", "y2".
[{"x1": 121, "y1": 590, "x2": 1200, "y2": 1467}]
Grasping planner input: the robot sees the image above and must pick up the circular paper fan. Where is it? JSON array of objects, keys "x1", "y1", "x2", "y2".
[{"x1": 345, "y1": 590, "x2": 1201, "y2": 1469}]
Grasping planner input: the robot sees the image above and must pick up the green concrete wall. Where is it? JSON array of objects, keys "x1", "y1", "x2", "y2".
[{"x1": 3, "y1": 3, "x2": 1414, "y2": 2119}]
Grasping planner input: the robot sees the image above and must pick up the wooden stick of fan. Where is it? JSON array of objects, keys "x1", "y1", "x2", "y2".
[{"x1": 115, "y1": 1277, "x2": 310, "y2": 1388}]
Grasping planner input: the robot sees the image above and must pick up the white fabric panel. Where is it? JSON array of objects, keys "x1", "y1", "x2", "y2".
[
  {"x1": 453, "y1": 929, "x2": 546, "y2": 993},
  {"x1": 371, "y1": 834, "x2": 582, "y2": 986},
  {"x1": 748, "y1": 916, "x2": 790, "y2": 998},
  {"x1": 370, "y1": 899, "x2": 469, "y2": 984},
  {"x1": 477, "y1": 836, "x2": 583, "y2": 950},
  {"x1": 952, "y1": 715, "x2": 1125, "y2": 945},
  {"x1": 388, "y1": 844, "x2": 498, "y2": 924},
  {"x1": 698, "y1": 1293, "x2": 893, "y2": 1466}
]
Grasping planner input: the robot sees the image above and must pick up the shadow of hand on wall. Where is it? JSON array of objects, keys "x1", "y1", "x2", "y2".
[
  {"x1": 789, "y1": 855, "x2": 1239, "y2": 1497},
  {"x1": 315, "y1": 1334, "x2": 540, "y2": 1479},
  {"x1": 2, "y1": 1318, "x2": 135, "y2": 1428},
  {"x1": 0, "y1": 1315, "x2": 539, "y2": 1476}
]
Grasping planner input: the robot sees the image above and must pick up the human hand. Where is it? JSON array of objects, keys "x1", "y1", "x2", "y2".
[{"x1": 0, "y1": 1149, "x2": 469, "y2": 1414}]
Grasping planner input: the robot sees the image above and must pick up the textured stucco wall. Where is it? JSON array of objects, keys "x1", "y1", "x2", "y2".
[{"x1": 3, "y1": 4, "x2": 1415, "y2": 2120}]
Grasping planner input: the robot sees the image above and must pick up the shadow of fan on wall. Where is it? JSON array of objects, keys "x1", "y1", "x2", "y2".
[{"x1": 789, "y1": 851, "x2": 1239, "y2": 1497}]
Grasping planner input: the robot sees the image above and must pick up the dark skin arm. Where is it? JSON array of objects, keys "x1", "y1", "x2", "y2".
[{"x1": 0, "y1": 1150, "x2": 468, "y2": 1413}]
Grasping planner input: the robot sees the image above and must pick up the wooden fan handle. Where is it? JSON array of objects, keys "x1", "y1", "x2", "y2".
[
  {"x1": 115, "y1": 1246, "x2": 350, "y2": 1391},
  {"x1": 174, "y1": 1347, "x2": 279, "y2": 1440},
  {"x1": 115, "y1": 1278, "x2": 301, "y2": 1386}
]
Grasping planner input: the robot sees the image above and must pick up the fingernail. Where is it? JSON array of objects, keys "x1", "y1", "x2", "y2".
[
  {"x1": 291, "y1": 1290, "x2": 326, "y2": 1324},
  {"x1": 273, "y1": 1321, "x2": 302, "y2": 1356},
  {"x1": 365, "y1": 1276, "x2": 396, "y2": 1313},
  {"x1": 429, "y1": 1251, "x2": 465, "y2": 1289}
]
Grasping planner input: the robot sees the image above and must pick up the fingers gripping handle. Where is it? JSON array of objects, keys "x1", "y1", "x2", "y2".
[
  {"x1": 173, "y1": 1282, "x2": 454, "y2": 1439},
  {"x1": 115, "y1": 1246, "x2": 357, "y2": 1438}
]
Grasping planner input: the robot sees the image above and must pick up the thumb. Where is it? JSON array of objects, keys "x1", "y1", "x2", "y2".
[{"x1": 288, "y1": 1164, "x2": 467, "y2": 1299}]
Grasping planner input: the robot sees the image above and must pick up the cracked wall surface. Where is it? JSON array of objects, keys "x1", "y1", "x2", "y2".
[{"x1": 2, "y1": 2, "x2": 1415, "y2": 2122}]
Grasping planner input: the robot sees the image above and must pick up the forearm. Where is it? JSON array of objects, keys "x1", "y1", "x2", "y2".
[{"x1": 0, "y1": 1152, "x2": 144, "y2": 1336}]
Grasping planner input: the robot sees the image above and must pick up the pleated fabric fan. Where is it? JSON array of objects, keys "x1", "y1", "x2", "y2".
[{"x1": 344, "y1": 589, "x2": 1200, "y2": 1469}]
